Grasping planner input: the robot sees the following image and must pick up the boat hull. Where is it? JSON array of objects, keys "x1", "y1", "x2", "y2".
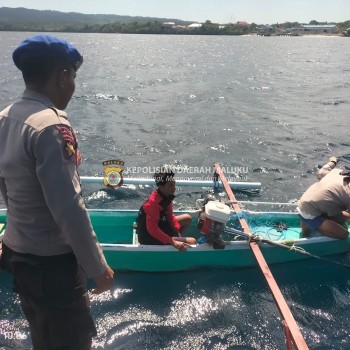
[
  {"x1": 1, "y1": 209, "x2": 349, "y2": 272},
  {"x1": 101, "y1": 236, "x2": 349, "y2": 272}
]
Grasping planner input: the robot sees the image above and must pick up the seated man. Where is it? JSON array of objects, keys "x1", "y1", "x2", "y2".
[
  {"x1": 136, "y1": 169, "x2": 197, "y2": 251},
  {"x1": 297, "y1": 156, "x2": 350, "y2": 240}
]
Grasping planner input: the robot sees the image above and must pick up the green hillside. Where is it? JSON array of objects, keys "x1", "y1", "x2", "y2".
[{"x1": 0, "y1": 6, "x2": 191, "y2": 31}]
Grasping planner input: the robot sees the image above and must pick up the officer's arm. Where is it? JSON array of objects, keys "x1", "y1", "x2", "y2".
[{"x1": 34, "y1": 125, "x2": 107, "y2": 278}]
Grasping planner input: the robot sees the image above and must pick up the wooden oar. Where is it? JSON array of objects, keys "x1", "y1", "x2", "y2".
[{"x1": 214, "y1": 163, "x2": 309, "y2": 350}]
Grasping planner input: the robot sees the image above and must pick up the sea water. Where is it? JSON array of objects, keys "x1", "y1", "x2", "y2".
[{"x1": 0, "y1": 32, "x2": 350, "y2": 349}]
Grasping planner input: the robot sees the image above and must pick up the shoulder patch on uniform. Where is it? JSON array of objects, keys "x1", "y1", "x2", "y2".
[{"x1": 58, "y1": 125, "x2": 76, "y2": 159}]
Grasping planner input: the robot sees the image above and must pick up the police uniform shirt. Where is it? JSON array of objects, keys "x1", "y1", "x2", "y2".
[{"x1": 0, "y1": 89, "x2": 106, "y2": 278}]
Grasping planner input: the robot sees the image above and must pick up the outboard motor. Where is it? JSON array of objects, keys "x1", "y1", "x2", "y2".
[{"x1": 197, "y1": 198, "x2": 231, "y2": 249}]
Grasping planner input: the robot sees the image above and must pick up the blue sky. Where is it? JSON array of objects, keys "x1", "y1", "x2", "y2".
[{"x1": 0, "y1": 0, "x2": 348, "y2": 24}]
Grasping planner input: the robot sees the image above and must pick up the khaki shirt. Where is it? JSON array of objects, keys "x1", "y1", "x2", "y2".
[
  {"x1": 0, "y1": 89, "x2": 106, "y2": 278},
  {"x1": 297, "y1": 161, "x2": 350, "y2": 219}
]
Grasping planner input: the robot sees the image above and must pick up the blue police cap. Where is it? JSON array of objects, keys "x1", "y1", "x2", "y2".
[{"x1": 13, "y1": 34, "x2": 83, "y2": 71}]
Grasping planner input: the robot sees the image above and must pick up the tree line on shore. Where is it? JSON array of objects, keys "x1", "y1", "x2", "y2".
[
  {"x1": 0, "y1": 7, "x2": 349, "y2": 35},
  {"x1": 0, "y1": 20, "x2": 255, "y2": 35},
  {"x1": 2, "y1": 20, "x2": 349, "y2": 35}
]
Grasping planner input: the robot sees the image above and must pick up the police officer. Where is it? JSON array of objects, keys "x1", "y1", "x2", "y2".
[{"x1": 0, "y1": 35, "x2": 114, "y2": 350}]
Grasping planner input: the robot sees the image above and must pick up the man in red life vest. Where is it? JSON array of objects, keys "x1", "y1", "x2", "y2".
[{"x1": 136, "y1": 169, "x2": 196, "y2": 251}]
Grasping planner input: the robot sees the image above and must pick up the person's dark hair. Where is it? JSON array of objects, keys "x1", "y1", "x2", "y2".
[
  {"x1": 201, "y1": 194, "x2": 216, "y2": 210},
  {"x1": 154, "y1": 169, "x2": 175, "y2": 187},
  {"x1": 21, "y1": 58, "x2": 70, "y2": 85}
]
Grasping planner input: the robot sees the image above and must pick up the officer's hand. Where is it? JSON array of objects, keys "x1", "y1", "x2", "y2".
[
  {"x1": 329, "y1": 156, "x2": 338, "y2": 165},
  {"x1": 92, "y1": 265, "x2": 114, "y2": 294}
]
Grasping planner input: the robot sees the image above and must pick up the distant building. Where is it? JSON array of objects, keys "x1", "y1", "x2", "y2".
[
  {"x1": 292, "y1": 24, "x2": 337, "y2": 34},
  {"x1": 237, "y1": 21, "x2": 249, "y2": 26},
  {"x1": 188, "y1": 23, "x2": 202, "y2": 28},
  {"x1": 163, "y1": 22, "x2": 176, "y2": 28}
]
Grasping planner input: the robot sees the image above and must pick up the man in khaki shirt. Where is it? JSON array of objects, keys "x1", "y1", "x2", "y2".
[
  {"x1": 0, "y1": 35, "x2": 114, "y2": 350},
  {"x1": 297, "y1": 157, "x2": 350, "y2": 240}
]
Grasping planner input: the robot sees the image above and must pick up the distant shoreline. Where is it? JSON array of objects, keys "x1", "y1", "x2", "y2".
[
  {"x1": 1, "y1": 7, "x2": 349, "y2": 37},
  {"x1": 0, "y1": 30, "x2": 347, "y2": 38},
  {"x1": 252, "y1": 32, "x2": 344, "y2": 38},
  {"x1": 296, "y1": 34, "x2": 342, "y2": 37}
]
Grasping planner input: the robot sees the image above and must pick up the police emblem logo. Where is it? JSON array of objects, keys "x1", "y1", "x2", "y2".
[
  {"x1": 64, "y1": 142, "x2": 75, "y2": 158},
  {"x1": 103, "y1": 160, "x2": 124, "y2": 189},
  {"x1": 58, "y1": 126, "x2": 77, "y2": 160}
]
